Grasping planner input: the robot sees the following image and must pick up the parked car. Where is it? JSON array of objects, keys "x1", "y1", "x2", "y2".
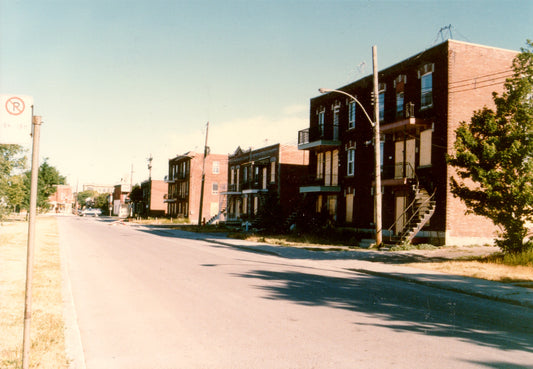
[{"x1": 79, "y1": 208, "x2": 102, "y2": 217}]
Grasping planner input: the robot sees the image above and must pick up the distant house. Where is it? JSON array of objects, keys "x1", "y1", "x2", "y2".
[
  {"x1": 140, "y1": 179, "x2": 167, "y2": 218},
  {"x1": 165, "y1": 151, "x2": 228, "y2": 224},
  {"x1": 83, "y1": 184, "x2": 114, "y2": 194},
  {"x1": 112, "y1": 183, "x2": 131, "y2": 217},
  {"x1": 224, "y1": 143, "x2": 309, "y2": 227},
  {"x1": 297, "y1": 40, "x2": 517, "y2": 245},
  {"x1": 48, "y1": 185, "x2": 74, "y2": 214}
]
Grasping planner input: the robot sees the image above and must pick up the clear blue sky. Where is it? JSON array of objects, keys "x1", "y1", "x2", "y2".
[{"x1": 1, "y1": 0, "x2": 531, "y2": 187}]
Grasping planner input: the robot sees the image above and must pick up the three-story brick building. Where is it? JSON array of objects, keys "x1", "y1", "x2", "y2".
[
  {"x1": 298, "y1": 40, "x2": 517, "y2": 245},
  {"x1": 165, "y1": 152, "x2": 228, "y2": 224}
]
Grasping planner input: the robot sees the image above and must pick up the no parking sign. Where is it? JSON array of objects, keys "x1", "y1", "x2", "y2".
[{"x1": 0, "y1": 95, "x2": 34, "y2": 144}]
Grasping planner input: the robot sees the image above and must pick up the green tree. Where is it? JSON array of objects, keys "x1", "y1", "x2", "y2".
[
  {"x1": 77, "y1": 190, "x2": 99, "y2": 208},
  {"x1": 23, "y1": 158, "x2": 66, "y2": 211},
  {"x1": 448, "y1": 40, "x2": 533, "y2": 254},
  {"x1": 0, "y1": 144, "x2": 27, "y2": 218}
]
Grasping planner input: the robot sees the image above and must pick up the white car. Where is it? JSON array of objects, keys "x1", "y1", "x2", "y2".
[{"x1": 79, "y1": 208, "x2": 102, "y2": 217}]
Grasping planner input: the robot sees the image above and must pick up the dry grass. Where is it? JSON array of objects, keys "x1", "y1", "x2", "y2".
[
  {"x1": 0, "y1": 217, "x2": 68, "y2": 369},
  {"x1": 406, "y1": 260, "x2": 533, "y2": 286}
]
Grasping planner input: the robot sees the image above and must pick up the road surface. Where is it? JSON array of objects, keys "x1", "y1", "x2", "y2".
[{"x1": 59, "y1": 216, "x2": 533, "y2": 369}]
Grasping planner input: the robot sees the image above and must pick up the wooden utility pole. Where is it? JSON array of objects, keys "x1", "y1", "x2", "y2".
[
  {"x1": 198, "y1": 122, "x2": 209, "y2": 226},
  {"x1": 22, "y1": 115, "x2": 42, "y2": 369},
  {"x1": 372, "y1": 45, "x2": 383, "y2": 247}
]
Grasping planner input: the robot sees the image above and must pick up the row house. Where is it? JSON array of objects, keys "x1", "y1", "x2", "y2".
[
  {"x1": 298, "y1": 40, "x2": 516, "y2": 245},
  {"x1": 165, "y1": 151, "x2": 228, "y2": 224},
  {"x1": 140, "y1": 179, "x2": 167, "y2": 217},
  {"x1": 112, "y1": 183, "x2": 131, "y2": 217},
  {"x1": 48, "y1": 184, "x2": 74, "y2": 214},
  {"x1": 224, "y1": 144, "x2": 309, "y2": 225}
]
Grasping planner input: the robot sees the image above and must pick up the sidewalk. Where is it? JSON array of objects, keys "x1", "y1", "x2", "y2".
[{"x1": 131, "y1": 224, "x2": 533, "y2": 309}]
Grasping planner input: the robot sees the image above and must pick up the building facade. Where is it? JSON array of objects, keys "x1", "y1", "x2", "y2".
[
  {"x1": 165, "y1": 152, "x2": 228, "y2": 224},
  {"x1": 140, "y1": 179, "x2": 167, "y2": 218},
  {"x1": 112, "y1": 183, "x2": 131, "y2": 217},
  {"x1": 298, "y1": 40, "x2": 516, "y2": 245},
  {"x1": 48, "y1": 185, "x2": 74, "y2": 214},
  {"x1": 225, "y1": 144, "x2": 309, "y2": 226}
]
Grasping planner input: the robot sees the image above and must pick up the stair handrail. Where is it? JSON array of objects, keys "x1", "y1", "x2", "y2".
[
  {"x1": 397, "y1": 188, "x2": 437, "y2": 241},
  {"x1": 396, "y1": 189, "x2": 437, "y2": 240}
]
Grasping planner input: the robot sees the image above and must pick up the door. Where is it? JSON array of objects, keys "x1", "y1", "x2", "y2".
[{"x1": 395, "y1": 195, "x2": 407, "y2": 234}]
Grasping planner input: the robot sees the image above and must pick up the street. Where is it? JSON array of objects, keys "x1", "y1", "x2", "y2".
[{"x1": 59, "y1": 216, "x2": 533, "y2": 369}]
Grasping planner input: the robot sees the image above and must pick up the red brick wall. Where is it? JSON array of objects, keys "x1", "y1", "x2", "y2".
[
  {"x1": 188, "y1": 153, "x2": 228, "y2": 223},
  {"x1": 149, "y1": 180, "x2": 167, "y2": 213},
  {"x1": 445, "y1": 41, "x2": 516, "y2": 242}
]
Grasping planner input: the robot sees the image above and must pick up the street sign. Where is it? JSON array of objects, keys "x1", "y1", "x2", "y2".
[{"x1": 0, "y1": 94, "x2": 34, "y2": 144}]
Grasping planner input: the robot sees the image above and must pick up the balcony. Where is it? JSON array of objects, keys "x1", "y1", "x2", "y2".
[
  {"x1": 299, "y1": 175, "x2": 340, "y2": 193},
  {"x1": 164, "y1": 172, "x2": 189, "y2": 183},
  {"x1": 381, "y1": 163, "x2": 417, "y2": 186},
  {"x1": 298, "y1": 127, "x2": 341, "y2": 151}
]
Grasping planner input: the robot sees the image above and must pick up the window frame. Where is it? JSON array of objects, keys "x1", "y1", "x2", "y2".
[
  {"x1": 348, "y1": 100, "x2": 356, "y2": 130},
  {"x1": 421, "y1": 72, "x2": 433, "y2": 109}
]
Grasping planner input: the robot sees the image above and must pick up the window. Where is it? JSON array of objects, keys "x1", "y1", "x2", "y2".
[
  {"x1": 419, "y1": 129, "x2": 432, "y2": 167},
  {"x1": 230, "y1": 167, "x2": 235, "y2": 185},
  {"x1": 396, "y1": 92, "x2": 404, "y2": 118},
  {"x1": 379, "y1": 92, "x2": 385, "y2": 122},
  {"x1": 212, "y1": 182, "x2": 218, "y2": 194},
  {"x1": 212, "y1": 161, "x2": 219, "y2": 174},
  {"x1": 318, "y1": 109, "x2": 325, "y2": 136},
  {"x1": 347, "y1": 148, "x2": 355, "y2": 176},
  {"x1": 317, "y1": 152, "x2": 324, "y2": 179},
  {"x1": 333, "y1": 105, "x2": 340, "y2": 140},
  {"x1": 421, "y1": 72, "x2": 433, "y2": 108},
  {"x1": 348, "y1": 101, "x2": 356, "y2": 129}
]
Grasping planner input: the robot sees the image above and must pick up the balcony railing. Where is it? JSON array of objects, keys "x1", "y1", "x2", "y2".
[{"x1": 382, "y1": 163, "x2": 416, "y2": 182}]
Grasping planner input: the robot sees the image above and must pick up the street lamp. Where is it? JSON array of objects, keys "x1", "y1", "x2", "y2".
[{"x1": 319, "y1": 81, "x2": 382, "y2": 247}]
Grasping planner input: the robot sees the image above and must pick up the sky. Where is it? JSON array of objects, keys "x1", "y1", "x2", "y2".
[{"x1": 1, "y1": 0, "x2": 531, "y2": 188}]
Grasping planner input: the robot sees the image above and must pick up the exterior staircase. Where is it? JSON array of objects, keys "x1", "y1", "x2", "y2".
[
  {"x1": 388, "y1": 187, "x2": 436, "y2": 245},
  {"x1": 205, "y1": 208, "x2": 226, "y2": 225}
]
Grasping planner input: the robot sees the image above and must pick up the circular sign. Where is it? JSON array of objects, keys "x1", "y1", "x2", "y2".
[{"x1": 5, "y1": 97, "x2": 26, "y2": 116}]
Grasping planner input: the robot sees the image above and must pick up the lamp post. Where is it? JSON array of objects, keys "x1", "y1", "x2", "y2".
[{"x1": 318, "y1": 46, "x2": 382, "y2": 247}]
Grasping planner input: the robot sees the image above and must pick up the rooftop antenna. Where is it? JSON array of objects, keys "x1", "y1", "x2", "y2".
[
  {"x1": 147, "y1": 153, "x2": 153, "y2": 180},
  {"x1": 435, "y1": 24, "x2": 453, "y2": 44}
]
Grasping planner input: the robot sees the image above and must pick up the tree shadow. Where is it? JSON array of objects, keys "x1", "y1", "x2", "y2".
[{"x1": 231, "y1": 268, "x2": 533, "y2": 354}]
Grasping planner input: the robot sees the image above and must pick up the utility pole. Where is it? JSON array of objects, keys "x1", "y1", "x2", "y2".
[
  {"x1": 372, "y1": 45, "x2": 383, "y2": 247},
  {"x1": 22, "y1": 115, "x2": 42, "y2": 369},
  {"x1": 198, "y1": 122, "x2": 209, "y2": 226}
]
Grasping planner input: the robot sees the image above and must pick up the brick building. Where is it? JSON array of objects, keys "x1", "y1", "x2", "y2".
[
  {"x1": 140, "y1": 179, "x2": 167, "y2": 217},
  {"x1": 48, "y1": 184, "x2": 74, "y2": 214},
  {"x1": 165, "y1": 152, "x2": 228, "y2": 224},
  {"x1": 112, "y1": 183, "x2": 131, "y2": 217},
  {"x1": 298, "y1": 40, "x2": 517, "y2": 245},
  {"x1": 224, "y1": 143, "x2": 309, "y2": 226}
]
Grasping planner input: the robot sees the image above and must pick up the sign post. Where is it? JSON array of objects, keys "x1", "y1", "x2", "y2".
[
  {"x1": 2, "y1": 94, "x2": 40, "y2": 368},
  {"x1": 22, "y1": 115, "x2": 42, "y2": 369}
]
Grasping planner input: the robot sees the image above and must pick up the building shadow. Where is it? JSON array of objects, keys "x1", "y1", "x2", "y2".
[{"x1": 229, "y1": 268, "x2": 533, "y2": 354}]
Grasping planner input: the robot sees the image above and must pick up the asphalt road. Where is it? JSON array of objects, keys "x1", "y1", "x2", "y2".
[{"x1": 58, "y1": 216, "x2": 533, "y2": 369}]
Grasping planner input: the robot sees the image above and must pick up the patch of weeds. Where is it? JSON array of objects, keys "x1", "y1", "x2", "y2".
[
  {"x1": 484, "y1": 249, "x2": 533, "y2": 267},
  {"x1": 390, "y1": 243, "x2": 438, "y2": 251}
]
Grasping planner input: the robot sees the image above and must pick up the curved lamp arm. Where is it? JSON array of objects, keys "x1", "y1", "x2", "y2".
[{"x1": 318, "y1": 88, "x2": 375, "y2": 128}]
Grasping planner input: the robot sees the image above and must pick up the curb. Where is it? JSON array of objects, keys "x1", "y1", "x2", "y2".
[{"x1": 351, "y1": 268, "x2": 533, "y2": 309}]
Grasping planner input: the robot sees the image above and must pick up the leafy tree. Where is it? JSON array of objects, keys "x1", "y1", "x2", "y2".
[
  {"x1": 23, "y1": 158, "x2": 66, "y2": 211},
  {"x1": 128, "y1": 185, "x2": 143, "y2": 217},
  {"x1": 0, "y1": 144, "x2": 27, "y2": 218},
  {"x1": 95, "y1": 193, "x2": 111, "y2": 214},
  {"x1": 77, "y1": 190, "x2": 99, "y2": 208},
  {"x1": 448, "y1": 40, "x2": 533, "y2": 254}
]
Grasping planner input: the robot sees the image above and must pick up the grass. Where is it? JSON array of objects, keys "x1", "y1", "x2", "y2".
[{"x1": 0, "y1": 217, "x2": 68, "y2": 369}]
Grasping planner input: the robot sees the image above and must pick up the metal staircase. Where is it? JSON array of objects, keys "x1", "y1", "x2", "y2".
[{"x1": 388, "y1": 187, "x2": 436, "y2": 245}]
